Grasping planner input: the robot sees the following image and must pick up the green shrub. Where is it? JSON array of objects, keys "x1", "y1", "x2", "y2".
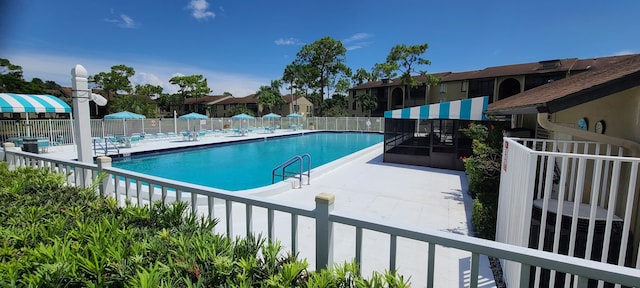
[
  {"x1": 0, "y1": 164, "x2": 410, "y2": 287},
  {"x1": 471, "y1": 192, "x2": 499, "y2": 240},
  {"x1": 460, "y1": 122, "x2": 505, "y2": 240}
]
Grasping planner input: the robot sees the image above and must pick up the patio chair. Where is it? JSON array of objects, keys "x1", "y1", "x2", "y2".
[
  {"x1": 143, "y1": 133, "x2": 157, "y2": 141},
  {"x1": 129, "y1": 134, "x2": 141, "y2": 146}
]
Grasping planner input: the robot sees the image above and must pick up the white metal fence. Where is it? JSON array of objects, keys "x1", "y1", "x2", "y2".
[
  {"x1": 4, "y1": 147, "x2": 640, "y2": 287},
  {"x1": 497, "y1": 137, "x2": 640, "y2": 287},
  {"x1": 0, "y1": 117, "x2": 384, "y2": 144}
]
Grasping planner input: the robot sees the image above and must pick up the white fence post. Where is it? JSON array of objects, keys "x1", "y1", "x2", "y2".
[
  {"x1": 2, "y1": 142, "x2": 17, "y2": 169},
  {"x1": 96, "y1": 156, "x2": 113, "y2": 197},
  {"x1": 315, "y1": 192, "x2": 335, "y2": 270}
]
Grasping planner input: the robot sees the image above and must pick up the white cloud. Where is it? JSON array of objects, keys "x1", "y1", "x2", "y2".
[
  {"x1": 342, "y1": 33, "x2": 373, "y2": 51},
  {"x1": 119, "y1": 14, "x2": 136, "y2": 28},
  {"x1": 104, "y1": 14, "x2": 137, "y2": 28},
  {"x1": 104, "y1": 8, "x2": 138, "y2": 29},
  {"x1": 2, "y1": 51, "x2": 267, "y2": 97},
  {"x1": 346, "y1": 45, "x2": 362, "y2": 51},
  {"x1": 274, "y1": 37, "x2": 302, "y2": 46},
  {"x1": 343, "y1": 33, "x2": 372, "y2": 43},
  {"x1": 613, "y1": 49, "x2": 636, "y2": 56},
  {"x1": 187, "y1": 0, "x2": 215, "y2": 20},
  {"x1": 130, "y1": 72, "x2": 169, "y2": 92}
]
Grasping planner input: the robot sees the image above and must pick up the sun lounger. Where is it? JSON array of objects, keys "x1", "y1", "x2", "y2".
[
  {"x1": 143, "y1": 133, "x2": 156, "y2": 141},
  {"x1": 129, "y1": 135, "x2": 141, "y2": 146}
]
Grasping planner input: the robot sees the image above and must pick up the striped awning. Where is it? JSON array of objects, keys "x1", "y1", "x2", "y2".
[
  {"x1": 0, "y1": 93, "x2": 71, "y2": 113},
  {"x1": 384, "y1": 96, "x2": 489, "y2": 120}
]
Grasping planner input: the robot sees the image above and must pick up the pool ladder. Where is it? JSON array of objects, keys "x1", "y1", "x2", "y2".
[
  {"x1": 272, "y1": 154, "x2": 311, "y2": 188},
  {"x1": 93, "y1": 138, "x2": 120, "y2": 156}
]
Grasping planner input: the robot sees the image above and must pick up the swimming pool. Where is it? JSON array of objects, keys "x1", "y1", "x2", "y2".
[{"x1": 113, "y1": 132, "x2": 383, "y2": 191}]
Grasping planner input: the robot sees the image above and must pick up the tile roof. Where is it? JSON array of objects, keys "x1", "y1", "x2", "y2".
[
  {"x1": 218, "y1": 94, "x2": 258, "y2": 104},
  {"x1": 441, "y1": 58, "x2": 579, "y2": 81},
  {"x1": 183, "y1": 95, "x2": 229, "y2": 105},
  {"x1": 282, "y1": 94, "x2": 305, "y2": 103},
  {"x1": 487, "y1": 54, "x2": 640, "y2": 115},
  {"x1": 350, "y1": 54, "x2": 638, "y2": 90},
  {"x1": 350, "y1": 73, "x2": 450, "y2": 90}
]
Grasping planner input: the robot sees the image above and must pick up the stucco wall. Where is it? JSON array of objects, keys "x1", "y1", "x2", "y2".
[
  {"x1": 433, "y1": 80, "x2": 467, "y2": 103},
  {"x1": 552, "y1": 85, "x2": 640, "y2": 262},
  {"x1": 552, "y1": 86, "x2": 640, "y2": 143}
]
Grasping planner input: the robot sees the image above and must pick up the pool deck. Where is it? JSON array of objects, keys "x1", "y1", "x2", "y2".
[{"x1": 15, "y1": 129, "x2": 496, "y2": 287}]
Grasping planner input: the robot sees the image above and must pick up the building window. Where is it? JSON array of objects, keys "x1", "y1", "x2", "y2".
[
  {"x1": 538, "y1": 60, "x2": 561, "y2": 70},
  {"x1": 524, "y1": 72, "x2": 565, "y2": 90},
  {"x1": 410, "y1": 84, "x2": 426, "y2": 99},
  {"x1": 461, "y1": 80, "x2": 468, "y2": 92},
  {"x1": 439, "y1": 83, "x2": 447, "y2": 93},
  {"x1": 468, "y1": 78, "x2": 495, "y2": 100},
  {"x1": 352, "y1": 100, "x2": 357, "y2": 110}
]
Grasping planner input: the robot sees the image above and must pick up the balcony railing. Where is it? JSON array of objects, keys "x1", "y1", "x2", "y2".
[
  {"x1": 497, "y1": 137, "x2": 640, "y2": 287},
  {"x1": 4, "y1": 146, "x2": 640, "y2": 287}
]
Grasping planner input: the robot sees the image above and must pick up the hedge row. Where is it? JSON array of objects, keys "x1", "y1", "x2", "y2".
[{"x1": 0, "y1": 163, "x2": 409, "y2": 287}]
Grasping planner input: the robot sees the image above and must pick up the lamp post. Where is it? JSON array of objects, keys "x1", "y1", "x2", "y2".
[
  {"x1": 71, "y1": 65, "x2": 92, "y2": 164},
  {"x1": 71, "y1": 65, "x2": 93, "y2": 187}
]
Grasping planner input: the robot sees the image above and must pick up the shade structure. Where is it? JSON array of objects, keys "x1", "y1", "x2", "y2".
[
  {"x1": 179, "y1": 112, "x2": 207, "y2": 130},
  {"x1": 231, "y1": 113, "x2": 255, "y2": 120},
  {"x1": 384, "y1": 96, "x2": 489, "y2": 120},
  {"x1": 262, "y1": 113, "x2": 281, "y2": 119},
  {"x1": 262, "y1": 113, "x2": 281, "y2": 130},
  {"x1": 179, "y1": 112, "x2": 208, "y2": 120},
  {"x1": 0, "y1": 93, "x2": 71, "y2": 113},
  {"x1": 231, "y1": 113, "x2": 254, "y2": 134},
  {"x1": 104, "y1": 111, "x2": 146, "y2": 119},
  {"x1": 0, "y1": 93, "x2": 73, "y2": 137},
  {"x1": 286, "y1": 113, "x2": 302, "y2": 129},
  {"x1": 104, "y1": 111, "x2": 145, "y2": 136}
]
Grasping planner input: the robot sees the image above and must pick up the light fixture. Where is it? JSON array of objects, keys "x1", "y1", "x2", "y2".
[{"x1": 90, "y1": 93, "x2": 108, "y2": 106}]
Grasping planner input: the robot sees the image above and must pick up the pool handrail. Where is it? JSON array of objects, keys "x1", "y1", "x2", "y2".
[{"x1": 272, "y1": 153, "x2": 311, "y2": 188}]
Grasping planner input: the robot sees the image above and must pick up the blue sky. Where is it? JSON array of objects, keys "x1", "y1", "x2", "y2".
[{"x1": 1, "y1": 0, "x2": 639, "y2": 97}]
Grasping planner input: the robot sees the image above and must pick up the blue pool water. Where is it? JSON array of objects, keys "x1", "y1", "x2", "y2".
[{"x1": 113, "y1": 132, "x2": 383, "y2": 191}]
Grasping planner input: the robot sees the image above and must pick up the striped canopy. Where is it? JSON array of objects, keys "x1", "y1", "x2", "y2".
[
  {"x1": 384, "y1": 96, "x2": 489, "y2": 120},
  {"x1": 0, "y1": 93, "x2": 71, "y2": 113}
]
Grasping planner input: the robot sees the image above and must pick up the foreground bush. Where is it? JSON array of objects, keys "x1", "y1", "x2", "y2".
[{"x1": 0, "y1": 163, "x2": 409, "y2": 287}]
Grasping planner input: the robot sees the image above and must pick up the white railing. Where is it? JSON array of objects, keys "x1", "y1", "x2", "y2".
[
  {"x1": 0, "y1": 119, "x2": 74, "y2": 145},
  {"x1": 0, "y1": 117, "x2": 384, "y2": 145},
  {"x1": 4, "y1": 147, "x2": 640, "y2": 287},
  {"x1": 497, "y1": 137, "x2": 640, "y2": 287}
]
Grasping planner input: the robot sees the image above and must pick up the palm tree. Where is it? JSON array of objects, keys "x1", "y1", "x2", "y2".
[{"x1": 256, "y1": 80, "x2": 284, "y2": 115}]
